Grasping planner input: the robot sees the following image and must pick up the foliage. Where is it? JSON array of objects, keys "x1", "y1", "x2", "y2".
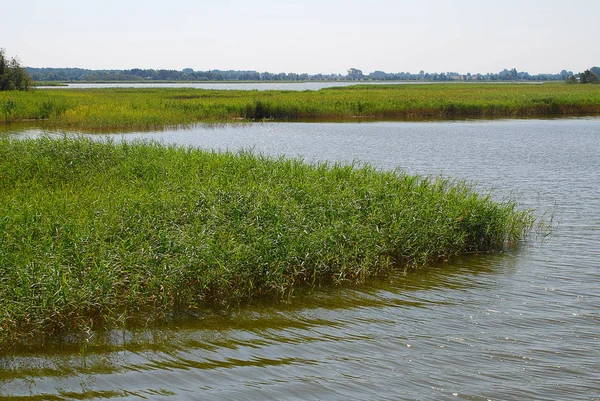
[
  {"x1": 579, "y1": 69, "x2": 600, "y2": 84},
  {"x1": 347, "y1": 68, "x2": 364, "y2": 80},
  {"x1": 565, "y1": 67, "x2": 600, "y2": 84},
  {"x1": 0, "y1": 49, "x2": 32, "y2": 91},
  {"x1": 26, "y1": 66, "x2": 575, "y2": 83},
  {"x1": 565, "y1": 75, "x2": 578, "y2": 84},
  {"x1": 0, "y1": 137, "x2": 533, "y2": 347},
  {"x1": 1, "y1": 83, "x2": 600, "y2": 129}
]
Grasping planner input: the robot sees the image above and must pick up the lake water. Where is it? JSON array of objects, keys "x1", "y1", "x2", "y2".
[
  {"x1": 37, "y1": 81, "x2": 423, "y2": 90},
  {"x1": 1, "y1": 118, "x2": 599, "y2": 400},
  {"x1": 36, "y1": 81, "x2": 541, "y2": 91}
]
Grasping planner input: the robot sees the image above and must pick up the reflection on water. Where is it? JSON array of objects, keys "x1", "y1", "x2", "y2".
[
  {"x1": 1, "y1": 118, "x2": 600, "y2": 400},
  {"x1": 1, "y1": 254, "x2": 518, "y2": 400}
]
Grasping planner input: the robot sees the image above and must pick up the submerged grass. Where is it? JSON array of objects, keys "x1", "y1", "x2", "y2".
[
  {"x1": 0, "y1": 137, "x2": 533, "y2": 348},
  {"x1": 1, "y1": 83, "x2": 599, "y2": 130}
]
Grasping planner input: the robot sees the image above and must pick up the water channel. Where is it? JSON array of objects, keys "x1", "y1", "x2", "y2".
[{"x1": 1, "y1": 118, "x2": 599, "y2": 400}]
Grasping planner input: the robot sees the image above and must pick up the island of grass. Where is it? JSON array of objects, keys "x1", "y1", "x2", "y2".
[
  {"x1": 0, "y1": 137, "x2": 533, "y2": 348},
  {"x1": 1, "y1": 82, "x2": 600, "y2": 130}
]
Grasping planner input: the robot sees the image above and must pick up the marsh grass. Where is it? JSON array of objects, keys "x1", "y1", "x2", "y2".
[
  {"x1": 1, "y1": 83, "x2": 599, "y2": 130},
  {"x1": 0, "y1": 137, "x2": 533, "y2": 348}
]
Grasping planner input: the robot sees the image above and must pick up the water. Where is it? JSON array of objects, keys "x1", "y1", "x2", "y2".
[
  {"x1": 37, "y1": 81, "x2": 400, "y2": 91},
  {"x1": 1, "y1": 118, "x2": 599, "y2": 400},
  {"x1": 35, "y1": 81, "x2": 516, "y2": 91}
]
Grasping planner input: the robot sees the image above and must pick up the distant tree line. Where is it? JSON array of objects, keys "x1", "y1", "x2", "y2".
[
  {"x1": 0, "y1": 49, "x2": 32, "y2": 90},
  {"x1": 26, "y1": 66, "x2": 598, "y2": 83},
  {"x1": 26, "y1": 68, "x2": 334, "y2": 82}
]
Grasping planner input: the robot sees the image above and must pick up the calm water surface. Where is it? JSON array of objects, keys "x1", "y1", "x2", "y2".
[
  {"x1": 38, "y1": 82, "x2": 399, "y2": 90},
  {"x1": 37, "y1": 81, "x2": 497, "y2": 90},
  {"x1": 1, "y1": 119, "x2": 599, "y2": 400}
]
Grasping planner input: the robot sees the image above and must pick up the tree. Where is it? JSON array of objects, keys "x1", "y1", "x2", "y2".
[
  {"x1": 565, "y1": 75, "x2": 577, "y2": 84},
  {"x1": 579, "y1": 69, "x2": 599, "y2": 84},
  {"x1": 0, "y1": 49, "x2": 32, "y2": 91},
  {"x1": 347, "y1": 68, "x2": 364, "y2": 80}
]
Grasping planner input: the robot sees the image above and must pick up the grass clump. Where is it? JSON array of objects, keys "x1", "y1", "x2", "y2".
[{"x1": 0, "y1": 137, "x2": 533, "y2": 347}]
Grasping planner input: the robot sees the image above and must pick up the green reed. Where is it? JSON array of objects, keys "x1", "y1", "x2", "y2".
[
  {"x1": 0, "y1": 137, "x2": 532, "y2": 347},
  {"x1": 1, "y1": 83, "x2": 599, "y2": 129}
]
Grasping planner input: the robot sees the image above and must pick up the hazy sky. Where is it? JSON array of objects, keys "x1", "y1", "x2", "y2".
[{"x1": 3, "y1": 0, "x2": 599, "y2": 75}]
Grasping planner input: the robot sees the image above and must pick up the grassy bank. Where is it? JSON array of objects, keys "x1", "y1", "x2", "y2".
[
  {"x1": 32, "y1": 81, "x2": 69, "y2": 87},
  {"x1": 0, "y1": 137, "x2": 532, "y2": 347},
  {"x1": 1, "y1": 83, "x2": 599, "y2": 130}
]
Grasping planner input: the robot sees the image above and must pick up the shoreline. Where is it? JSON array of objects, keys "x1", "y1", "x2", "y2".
[{"x1": 1, "y1": 83, "x2": 599, "y2": 130}]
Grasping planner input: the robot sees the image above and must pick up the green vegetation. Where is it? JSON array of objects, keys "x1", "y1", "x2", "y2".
[
  {"x1": 32, "y1": 81, "x2": 69, "y2": 87},
  {"x1": 1, "y1": 83, "x2": 600, "y2": 129},
  {"x1": 566, "y1": 69, "x2": 600, "y2": 84},
  {"x1": 0, "y1": 137, "x2": 533, "y2": 348},
  {"x1": 579, "y1": 70, "x2": 600, "y2": 84},
  {"x1": 26, "y1": 65, "x2": 582, "y2": 82},
  {"x1": 0, "y1": 49, "x2": 32, "y2": 91}
]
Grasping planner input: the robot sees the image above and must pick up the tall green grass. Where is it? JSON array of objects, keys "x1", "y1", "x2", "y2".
[
  {"x1": 1, "y1": 83, "x2": 599, "y2": 130},
  {"x1": 0, "y1": 137, "x2": 532, "y2": 348}
]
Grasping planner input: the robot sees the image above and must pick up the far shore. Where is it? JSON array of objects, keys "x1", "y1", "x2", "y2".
[{"x1": 2, "y1": 82, "x2": 599, "y2": 130}]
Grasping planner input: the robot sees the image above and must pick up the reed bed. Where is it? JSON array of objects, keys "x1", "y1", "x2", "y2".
[
  {"x1": 0, "y1": 137, "x2": 533, "y2": 347},
  {"x1": 1, "y1": 83, "x2": 599, "y2": 130}
]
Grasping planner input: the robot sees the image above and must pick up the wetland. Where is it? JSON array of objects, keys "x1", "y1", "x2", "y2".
[{"x1": 1, "y1": 117, "x2": 599, "y2": 400}]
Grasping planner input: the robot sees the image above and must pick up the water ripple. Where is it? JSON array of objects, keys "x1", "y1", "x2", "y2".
[{"x1": 2, "y1": 119, "x2": 600, "y2": 400}]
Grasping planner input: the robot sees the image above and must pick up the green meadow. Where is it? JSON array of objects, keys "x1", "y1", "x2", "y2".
[
  {"x1": 0, "y1": 137, "x2": 533, "y2": 347},
  {"x1": 1, "y1": 83, "x2": 600, "y2": 130}
]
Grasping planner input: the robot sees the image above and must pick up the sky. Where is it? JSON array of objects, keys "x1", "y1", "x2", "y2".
[{"x1": 2, "y1": 0, "x2": 599, "y2": 75}]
